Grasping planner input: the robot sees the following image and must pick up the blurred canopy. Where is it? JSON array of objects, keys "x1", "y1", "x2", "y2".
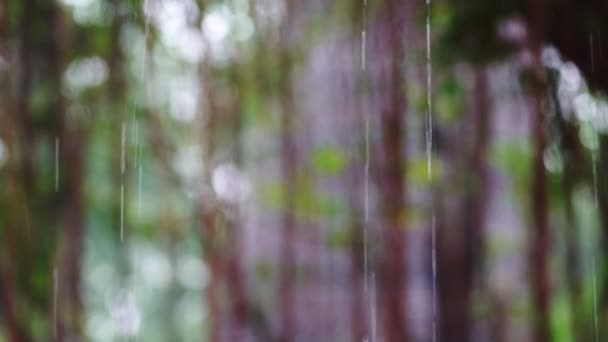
[{"x1": 1, "y1": 0, "x2": 608, "y2": 341}]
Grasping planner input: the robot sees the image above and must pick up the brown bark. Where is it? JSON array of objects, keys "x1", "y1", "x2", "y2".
[
  {"x1": 348, "y1": 2, "x2": 367, "y2": 339},
  {"x1": 278, "y1": 46, "x2": 297, "y2": 342},
  {"x1": 278, "y1": 2, "x2": 297, "y2": 341},
  {"x1": 529, "y1": 69, "x2": 550, "y2": 342},
  {"x1": 377, "y1": 0, "x2": 408, "y2": 340},
  {"x1": 439, "y1": 67, "x2": 492, "y2": 342},
  {"x1": 348, "y1": 194, "x2": 366, "y2": 342},
  {"x1": 16, "y1": 0, "x2": 35, "y2": 192},
  {"x1": 468, "y1": 67, "x2": 491, "y2": 282},
  {"x1": 194, "y1": 2, "x2": 227, "y2": 340},
  {"x1": 0, "y1": 0, "x2": 29, "y2": 338},
  {"x1": 224, "y1": 63, "x2": 255, "y2": 340},
  {"x1": 57, "y1": 132, "x2": 87, "y2": 340},
  {"x1": 526, "y1": 0, "x2": 551, "y2": 340},
  {"x1": 199, "y1": 58, "x2": 223, "y2": 341},
  {"x1": 48, "y1": 2, "x2": 88, "y2": 339}
]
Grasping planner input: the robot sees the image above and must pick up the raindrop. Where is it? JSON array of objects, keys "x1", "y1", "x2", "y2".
[
  {"x1": 431, "y1": 214, "x2": 437, "y2": 342},
  {"x1": 426, "y1": 0, "x2": 433, "y2": 178},
  {"x1": 53, "y1": 267, "x2": 58, "y2": 340},
  {"x1": 361, "y1": 0, "x2": 367, "y2": 71},
  {"x1": 120, "y1": 183, "x2": 125, "y2": 242},
  {"x1": 121, "y1": 123, "x2": 126, "y2": 175},
  {"x1": 55, "y1": 137, "x2": 59, "y2": 192},
  {"x1": 370, "y1": 272, "x2": 377, "y2": 342},
  {"x1": 591, "y1": 247, "x2": 599, "y2": 342},
  {"x1": 120, "y1": 123, "x2": 126, "y2": 242}
]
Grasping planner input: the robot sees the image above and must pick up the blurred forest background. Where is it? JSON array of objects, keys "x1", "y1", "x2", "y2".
[{"x1": 1, "y1": 0, "x2": 608, "y2": 341}]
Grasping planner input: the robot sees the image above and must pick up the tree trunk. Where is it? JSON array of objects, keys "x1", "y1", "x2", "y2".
[
  {"x1": 377, "y1": 0, "x2": 408, "y2": 340},
  {"x1": 526, "y1": 0, "x2": 551, "y2": 339},
  {"x1": 0, "y1": 0, "x2": 30, "y2": 338},
  {"x1": 278, "y1": 2, "x2": 297, "y2": 341},
  {"x1": 199, "y1": 58, "x2": 223, "y2": 341},
  {"x1": 48, "y1": 2, "x2": 87, "y2": 339}
]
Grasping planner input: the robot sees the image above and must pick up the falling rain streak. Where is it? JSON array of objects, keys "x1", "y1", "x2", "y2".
[
  {"x1": 361, "y1": 0, "x2": 374, "y2": 340},
  {"x1": 592, "y1": 246, "x2": 599, "y2": 342},
  {"x1": 370, "y1": 272, "x2": 377, "y2": 342},
  {"x1": 589, "y1": 32, "x2": 598, "y2": 209},
  {"x1": 426, "y1": 0, "x2": 433, "y2": 178},
  {"x1": 54, "y1": 138, "x2": 59, "y2": 192},
  {"x1": 121, "y1": 123, "x2": 126, "y2": 242},
  {"x1": 120, "y1": 183, "x2": 125, "y2": 242},
  {"x1": 426, "y1": 2, "x2": 438, "y2": 342},
  {"x1": 361, "y1": 0, "x2": 367, "y2": 71},
  {"x1": 136, "y1": 3, "x2": 150, "y2": 218},
  {"x1": 431, "y1": 215, "x2": 437, "y2": 342},
  {"x1": 53, "y1": 267, "x2": 58, "y2": 340}
]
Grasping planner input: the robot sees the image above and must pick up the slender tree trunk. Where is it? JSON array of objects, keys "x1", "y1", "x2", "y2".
[
  {"x1": 529, "y1": 95, "x2": 551, "y2": 342},
  {"x1": 349, "y1": 2, "x2": 367, "y2": 340},
  {"x1": 16, "y1": 0, "x2": 35, "y2": 192},
  {"x1": 278, "y1": 47, "x2": 297, "y2": 342},
  {"x1": 199, "y1": 57, "x2": 223, "y2": 341},
  {"x1": 224, "y1": 63, "x2": 248, "y2": 341},
  {"x1": 377, "y1": 0, "x2": 408, "y2": 340},
  {"x1": 469, "y1": 67, "x2": 491, "y2": 283},
  {"x1": 529, "y1": 51, "x2": 551, "y2": 342},
  {"x1": 48, "y1": 2, "x2": 87, "y2": 339},
  {"x1": 278, "y1": 2, "x2": 296, "y2": 340},
  {"x1": 439, "y1": 67, "x2": 492, "y2": 342},
  {"x1": 195, "y1": 2, "x2": 227, "y2": 339},
  {"x1": 347, "y1": 186, "x2": 366, "y2": 342},
  {"x1": 0, "y1": 1, "x2": 29, "y2": 339},
  {"x1": 525, "y1": 0, "x2": 551, "y2": 338}
]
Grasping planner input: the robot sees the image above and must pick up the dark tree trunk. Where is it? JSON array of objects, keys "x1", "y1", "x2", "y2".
[
  {"x1": 0, "y1": 0, "x2": 29, "y2": 338},
  {"x1": 526, "y1": 0, "x2": 552, "y2": 340},
  {"x1": 199, "y1": 57, "x2": 223, "y2": 341},
  {"x1": 48, "y1": 2, "x2": 88, "y2": 339},
  {"x1": 224, "y1": 64, "x2": 248, "y2": 341},
  {"x1": 468, "y1": 67, "x2": 491, "y2": 284},
  {"x1": 278, "y1": 2, "x2": 297, "y2": 341},
  {"x1": 377, "y1": 0, "x2": 408, "y2": 340},
  {"x1": 107, "y1": 0, "x2": 131, "y2": 280}
]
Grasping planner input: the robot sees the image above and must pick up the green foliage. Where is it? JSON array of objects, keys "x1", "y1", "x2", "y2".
[
  {"x1": 407, "y1": 156, "x2": 441, "y2": 186},
  {"x1": 260, "y1": 179, "x2": 345, "y2": 220},
  {"x1": 437, "y1": 0, "x2": 517, "y2": 65},
  {"x1": 312, "y1": 146, "x2": 349, "y2": 176},
  {"x1": 326, "y1": 228, "x2": 351, "y2": 250},
  {"x1": 435, "y1": 77, "x2": 465, "y2": 122},
  {"x1": 550, "y1": 292, "x2": 574, "y2": 342},
  {"x1": 492, "y1": 141, "x2": 532, "y2": 198}
]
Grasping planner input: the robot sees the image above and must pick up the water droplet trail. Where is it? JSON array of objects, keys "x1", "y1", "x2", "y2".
[
  {"x1": 53, "y1": 267, "x2": 58, "y2": 340},
  {"x1": 426, "y1": 2, "x2": 438, "y2": 341},
  {"x1": 54, "y1": 137, "x2": 59, "y2": 192},
  {"x1": 426, "y1": 0, "x2": 433, "y2": 178},
  {"x1": 120, "y1": 123, "x2": 126, "y2": 242}
]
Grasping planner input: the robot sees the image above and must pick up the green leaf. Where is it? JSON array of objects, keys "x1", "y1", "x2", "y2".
[
  {"x1": 312, "y1": 146, "x2": 349, "y2": 176},
  {"x1": 407, "y1": 156, "x2": 442, "y2": 186},
  {"x1": 326, "y1": 229, "x2": 351, "y2": 250}
]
